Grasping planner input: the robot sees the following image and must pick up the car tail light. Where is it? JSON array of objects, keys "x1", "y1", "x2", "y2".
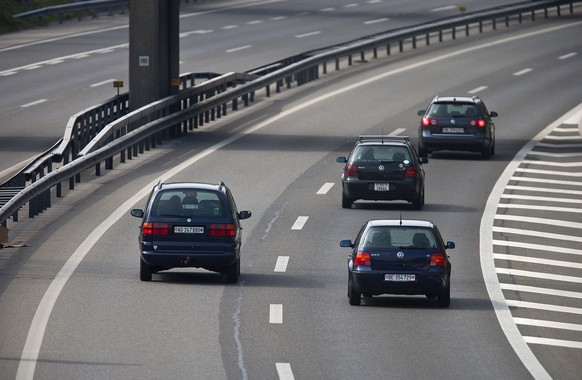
[
  {"x1": 422, "y1": 117, "x2": 437, "y2": 127},
  {"x1": 142, "y1": 222, "x2": 168, "y2": 236},
  {"x1": 430, "y1": 253, "x2": 446, "y2": 267},
  {"x1": 469, "y1": 119, "x2": 486, "y2": 127},
  {"x1": 354, "y1": 251, "x2": 371, "y2": 266},
  {"x1": 345, "y1": 165, "x2": 359, "y2": 178},
  {"x1": 405, "y1": 165, "x2": 418, "y2": 177},
  {"x1": 210, "y1": 223, "x2": 236, "y2": 237}
]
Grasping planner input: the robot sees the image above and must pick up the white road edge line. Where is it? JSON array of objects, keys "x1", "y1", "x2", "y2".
[
  {"x1": 18, "y1": 20, "x2": 582, "y2": 380},
  {"x1": 481, "y1": 100, "x2": 582, "y2": 380}
]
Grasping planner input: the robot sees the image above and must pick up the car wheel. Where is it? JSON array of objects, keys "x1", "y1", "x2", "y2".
[
  {"x1": 491, "y1": 140, "x2": 496, "y2": 156},
  {"x1": 225, "y1": 257, "x2": 240, "y2": 284},
  {"x1": 481, "y1": 143, "x2": 492, "y2": 160},
  {"x1": 342, "y1": 193, "x2": 353, "y2": 209},
  {"x1": 437, "y1": 283, "x2": 450, "y2": 307},
  {"x1": 412, "y1": 188, "x2": 424, "y2": 210},
  {"x1": 348, "y1": 277, "x2": 361, "y2": 306},
  {"x1": 140, "y1": 258, "x2": 152, "y2": 282}
]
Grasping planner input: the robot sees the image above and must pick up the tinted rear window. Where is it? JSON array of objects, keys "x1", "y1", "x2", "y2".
[
  {"x1": 351, "y1": 145, "x2": 411, "y2": 164},
  {"x1": 363, "y1": 226, "x2": 437, "y2": 249},
  {"x1": 153, "y1": 189, "x2": 225, "y2": 217},
  {"x1": 428, "y1": 102, "x2": 478, "y2": 117}
]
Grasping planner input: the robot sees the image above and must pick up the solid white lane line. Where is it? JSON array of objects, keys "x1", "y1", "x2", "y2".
[
  {"x1": 495, "y1": 214, "x2": 582, "y2": 229},
  {"x1": 295, "y1": 31, "x2": 321, "y2": 38},
  {"x1": 270, "y1": 304, "x2": 283, "y2": 324},
  {"x1": 316, "y1": 182, "x2": 334, "y2": 195},
  {"x1": 468, "y1": 86, "x2": 488, "y2": 94},
  {"x1": 364, "y1": 18, "x2": 390, "y2": 25},
  {"x1": 274, "y1": 256, "x2": 289, "y2": 272},
  {"x1": 498, "y1": 203, "x2": 582, "y2": 213},
  {"x1": 23, "y1": 65, "x2": 41, "y2": 70},
  {"x1": 276, "y1": 363, "x2": 295, "y2": 380},
  {"x1": 500, "y1": 284, "x2": 582, "y2": 299},
  {"x1": 493, "y1": 226, "x2": 582, "y2": 243},
  {"x1": 291, "y1": 216, "x2": 309, "y2": 230},
  {"x1": 494, "y1": 253, "x2": 582, "y2": 269},
  {"x1": 500, "y1": 194, "x2": 582, "y2": 204},
  {"x1": 515, "y1": 318, "x2": 582, "y2": 332},
  {"x1": 90, "y1": 79, "x2": 116, "y2": 88},
  {"x1": 226, "y1": 45, "x2": 253, "y2": 53},
  {"x1": 492, "y1": 239, "x2": 582, "y2": 257},
  {"x1": 1, "y1": 71, "x2": 16, "y2": 76},
  {"x1": 524, "y1": 336, "x2": 582, "y2": 349},
  {"x1": 21, "y1": 99, "x2": 47, "y2": 108},
  {"x1": 496, "y1": 268, "x2": 582, "y2": 284},
  {"x1": 558, "y1": 52, "x2": 578, "y2": 60},
  {"x1": 513, "y1": 68, "x2": 533, "y2": 76}
]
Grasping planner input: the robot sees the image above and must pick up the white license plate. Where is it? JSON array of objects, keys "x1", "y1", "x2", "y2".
[
  {"x1": 174, "y1": 226, "x2": 204, "y2": 234},
  {"x1": 385, "y1": 274, "x2": 416, "y2": 282},
  {"x1": 442, "y1": 127, "x2": 464, "y2": 133},
  {"x1": 374, "y1": 183, "x2": 390, "y2": 191}
]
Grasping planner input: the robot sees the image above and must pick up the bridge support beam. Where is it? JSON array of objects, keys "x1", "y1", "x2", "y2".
[{"x1": 129, "y1": 0, "x2": 180, "y2": 111}]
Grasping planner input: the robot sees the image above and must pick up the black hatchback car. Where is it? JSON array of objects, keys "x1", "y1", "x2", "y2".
[
  {"x1": 336, "y1": 136, "x2": 428, "y2": 209},
  {"x1": 340, "y1": 219, "x2": 454, "y2": 307},
  {"x1": 130, "y1": 182, "x2": 251, "y2": 283},
  {"x1": 417, "y1": 95, "x2": 498, "y2": 159}
]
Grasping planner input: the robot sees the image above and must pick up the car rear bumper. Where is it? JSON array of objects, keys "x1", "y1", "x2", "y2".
[
  {"x1": 420, "y1": 131, "x2": 489, "y2": 152},
  {"x1": 139, "y1": 240, "x2": 239, "y2": 268},
  {"x1": 351, "y1": 270, "x2": 449, "y2": 295},
  {"x1": 342, "y1": 181, "x2": 421, "y2": 201}
]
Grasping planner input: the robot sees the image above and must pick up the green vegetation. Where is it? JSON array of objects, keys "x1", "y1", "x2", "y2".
[{"x1": 0, "y1": 1, "x2": 77, "y2": 34}]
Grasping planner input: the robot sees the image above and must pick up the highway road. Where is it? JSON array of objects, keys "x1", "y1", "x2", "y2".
[{"x1": 1, "y1": 1, "x2": 581, "y2": 379}]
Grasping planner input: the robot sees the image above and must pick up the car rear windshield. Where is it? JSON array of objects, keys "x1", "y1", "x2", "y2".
[
  {"x1": 428, "y1": 102, "x2": 478, "y2": 117},
  {"x1": 351, "y1": 145, "x2": 411, "y2": 163},
  {"x1": 153, "y1": 189, "x2": 225, "y2": 217},
  {"x1": 363, "y1": 226, "x2": 437, "y2": 249}
]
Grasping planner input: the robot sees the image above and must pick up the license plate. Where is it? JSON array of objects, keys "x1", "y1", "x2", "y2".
[
  {"x1": 385, "y1": 274, "x2": 416, "y2": 282},
  {"x1": 442, "y1": 127, "x2": 464, "y2": 133},
  {"x1": 374, "y1": 183, "x2": 390, "y2": 191},
  {"x1": 174, "y1": 226, "x2": 204, "y2": 234}
]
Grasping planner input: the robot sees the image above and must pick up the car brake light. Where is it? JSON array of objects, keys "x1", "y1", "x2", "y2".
[
  {"x1": 430, "y1": 253, "x2": 446, "y2": 267},
  {"x1": 405, "y1": 165, "x2": 418, "y2": 177},
  {"x1": 210, "y1": 223, "x2": 236, "y2": 237},
  {"x1": 142, "y1": 222, "x2": 168, "y2": 236},
  {"x1": 469, "y1": 119, "x2": 486, "y2": 127},
  {"x1": 345, "y1": 165, "x2": 359, "y2": 178},
  {"x1": 422, "y1": 117, "x2": 437, "y2": 127},
  {"x1": 354, "y1": 251, "x2": 371, "y2": 266}
]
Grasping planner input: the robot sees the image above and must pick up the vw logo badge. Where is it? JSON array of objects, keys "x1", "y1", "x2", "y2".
[
  {"x1": 379, "y1": 165, "x2": 385, "y2": 171},
  {"x1": 397, "y1": 251, "x2": 405, "y2": 259},
  {"x1": 187, "y1": 218, "x2": 191, "y2": 223},
  {"x1": 450, "y1": 119, "x2": 456, "y2": 124}
]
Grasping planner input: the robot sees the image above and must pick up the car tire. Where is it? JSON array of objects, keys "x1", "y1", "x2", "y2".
[
  {"x1": 348, "y1": 277, "x2": 361, "y2": 306},
  {"x1": 481, "y1": 143, "x2": 492, "y2": 160},
  {"x1": 225, "y1": 257, "x2": 240, "y2": 284},
  {"x1": 412, "y1": 187, "x2": 424, "y2": 210},
  {"x1": 342, "y1": 193, "x2": 353, "y2": 209},
  {"x1": 437, "y1": 283, "x2": 451, "y2": 307},
  {"x1": 140, "y1": 258, "x2": 152, "y2": 282}
]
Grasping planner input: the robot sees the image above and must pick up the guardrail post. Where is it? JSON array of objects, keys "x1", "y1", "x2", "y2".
[
  {"x1": 465, "y1": 24, "x2": 470, "y2": 36},
  {"x1": 412, "y1": 36, "x2": 417, "y2": 49},
  {"x1": 399, "y1": 40, "x2": 404, "y2": 52},
  {"x1": 425, "y1": 33, "x2": 430, "y2": 46}
]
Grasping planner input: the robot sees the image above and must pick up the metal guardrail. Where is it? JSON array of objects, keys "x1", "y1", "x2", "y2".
[{"x1": 1, "y1": 0, "x2": 579, "y2": 227}]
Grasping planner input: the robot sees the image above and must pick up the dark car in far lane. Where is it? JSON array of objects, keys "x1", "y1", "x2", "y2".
[
  {"x1": 417, "y1": 95, "x2": 498, "y2": 159},
  {"x1": 340, "y1": 219, "x2": 454, "y2": 307},
  {"x1": 130, "y1": 181, "x2": 251, "y2": 283}
]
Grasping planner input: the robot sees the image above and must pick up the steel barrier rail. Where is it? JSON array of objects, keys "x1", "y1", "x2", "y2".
[
  {"x1": 1, "y1": 0, "x2": 579, "y2": 227},
  {"x1": 13, "y1": 0, "x2": 129, "y2": 23}
]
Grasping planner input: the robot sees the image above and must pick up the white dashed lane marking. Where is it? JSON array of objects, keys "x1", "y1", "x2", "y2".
[
  {"x1": 513, "y1": 68, "x2": 533, "y2": 76},
  {"x1": 276, "y1": 363, "x2": 295, "y2": 380},
  {"x1": 269, "y1": 304, "x2": 283, "y2": 324},
  {"x1": 291, "y1": 216, "x2": 308, "y2": 230},
  {"x1": 274, "y1": 256, "x2": 289, "y2": 272},
  {"x1": 316, "y1": 182, "x2": 334, "y2": 195},
  {"x1": 21, "y1": 99, "x2": 47, "y2": 108}
]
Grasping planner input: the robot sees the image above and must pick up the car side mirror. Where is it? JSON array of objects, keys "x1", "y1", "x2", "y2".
[
  {"x1": 336, "y1": 156, "x2": 347, "y2": 163},
  {"x1": 446, "y1": 241, "x2": 455, "y2": 249},
  {"x1": 417, "y1": 110, "x2": 426, "y2": 116},
  {"x1": 490, "y1": 111, "x2": 498, "y2": 117},
  {"x1": 239, "y1": 210, "x2": 252, "y2": 220},
  {"x1": 420, "y1": 157, "x2": 428, "y2": 164},
  {"x1": 340, "y1": 240, "x2": 354, "y2": 248},
  {"x1": 130, "y1": 209, "x2": 144, "y2": 218}
]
